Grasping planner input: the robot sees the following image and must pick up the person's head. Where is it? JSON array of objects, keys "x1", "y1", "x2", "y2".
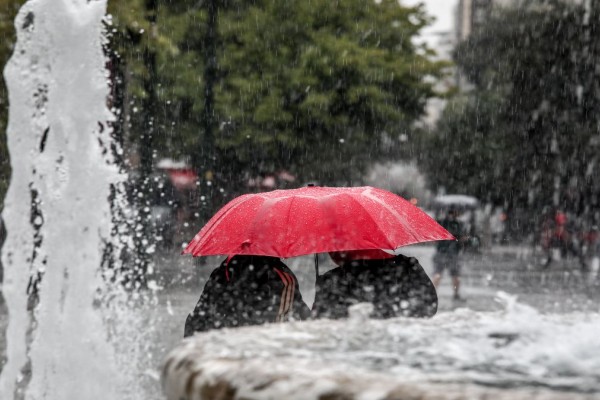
[
  {"x1": 328, "y1": 249, "x2": 395, "y2": 266},
  {"x1": 555, "y1": 211, "x2": 567, "y2": 226},
  {"x1": 447, "y1": 208, "x2": 458, "y2": 220}
]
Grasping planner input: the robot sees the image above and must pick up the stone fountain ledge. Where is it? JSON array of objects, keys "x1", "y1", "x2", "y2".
[
  {"x1": 161, "y1": 303, "x2": 600, "y2": 400},
  {"x1": 162, "y1": 356, "x2": 588, "y2": 400}
]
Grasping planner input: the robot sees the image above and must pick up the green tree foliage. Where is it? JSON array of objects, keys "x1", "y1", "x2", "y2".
[
  {"x1": 107, "y1": 0, "x2": 193, "y2": 158},
  {"x1": 215, "y1": 0, "x2": 445, "y2": 185},
  {"x1": 422, "y1": 92, "x2": 511, "y2": 204},
  {"x1": 424, "y1": 0, "x2": 600, "y2": 226},
  {"x1": 0, "y1": 0, "x2": 24, "y2": 209},
  {"x1": 108, "y1": 0, "x2": 446, "y2": 192},
  {"x1": 1, "y1": 1, "x2": 445, "y2": 212}
]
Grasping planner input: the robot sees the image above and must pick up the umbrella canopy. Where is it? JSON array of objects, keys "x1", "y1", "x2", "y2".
[{"x1": 183, "y1": 186, "x2": 455, "y2": 258}]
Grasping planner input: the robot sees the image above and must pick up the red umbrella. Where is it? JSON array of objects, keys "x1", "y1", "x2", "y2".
[{"x1": 183, "y1": 186, "x2": 454, "y2": 258}]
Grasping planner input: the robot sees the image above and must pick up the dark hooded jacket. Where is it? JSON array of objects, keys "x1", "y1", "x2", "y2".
[
  {"x1": 436, "y1": 217, "x2": 464, "y2": 255},
  {"x1": 184, "y1": 255, "x2": 311, "y2": 337},
  {"x1": 312, "y1": 254, "x2": 437, "y2": 319}
]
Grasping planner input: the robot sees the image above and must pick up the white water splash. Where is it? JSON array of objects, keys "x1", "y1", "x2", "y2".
[
  {"x1": 0, "y1": 1, "x2": 150, "y2": 398},
  {"x1": 163, "y1": 292, "x2": 600, "y2": 399}
]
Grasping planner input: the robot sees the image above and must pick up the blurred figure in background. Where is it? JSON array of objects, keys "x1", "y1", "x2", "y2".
[
  {"x1": 432, "y1": 208, "x2": 465, "y2": 301},
  {"x1": 541, "y1": 210, "x2": 587, "y2": 271}
]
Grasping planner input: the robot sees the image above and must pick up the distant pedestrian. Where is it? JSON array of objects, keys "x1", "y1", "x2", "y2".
[
  {"x1": 432, "y1": 209, "x2": 465, "y2": 301},
  {"x1": 184, "y1": 255, "x2": 311, "y2": 337},
  {"x1": 0, "y1": 216, "x2": 5, "y2": 283},
  {"x1": 540, "y1": 210, "x2": 587, "y2": 270},
  {"x1": 312, "y1": 249, "x2": 437, "y2": 319}
]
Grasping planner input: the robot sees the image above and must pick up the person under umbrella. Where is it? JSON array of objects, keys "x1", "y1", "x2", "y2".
[
  {"x1": 184, "y1": 255, "x2": 311, "y2": 337},
  {"x1": 183, "y1": 186, "x2": 454, "y2": 259},
  {"x1": 182, "y1": 186, "x2": 453, "y2": 333},
  {"x1": 312, "y1": 249, "x2": 437, "y2": 320}
]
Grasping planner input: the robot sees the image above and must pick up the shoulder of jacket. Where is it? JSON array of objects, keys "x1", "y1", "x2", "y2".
[
  {"x1": 393, "y1": 254, "x2": 420, "y2": 267},
  {"x1": 273, "y1": 261, "x2": 292, "y2": 272},
  {"x1": 393, "y1": 254, "x2": 413, "y2": 262}
]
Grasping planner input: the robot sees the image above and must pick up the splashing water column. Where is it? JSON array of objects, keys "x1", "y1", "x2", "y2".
[{"x1": 0, "y1": 0, "x2": 127, "y2": 398}]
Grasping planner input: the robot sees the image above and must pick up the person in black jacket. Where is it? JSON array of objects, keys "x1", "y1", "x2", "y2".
[
  {"x1": 432, "y1": 209, "x2": 466, "y2": 301},
  {"x1": 184, "y1": 255, "x2": 311, "y2": 337},
  {"x1": 312, "y1": 250, "x2": 437, "y2": 319}
]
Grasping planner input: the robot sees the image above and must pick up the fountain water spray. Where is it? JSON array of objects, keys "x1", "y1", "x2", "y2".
[{"x1": 0, "y1": 1, "x2": 147, "y2": 398}]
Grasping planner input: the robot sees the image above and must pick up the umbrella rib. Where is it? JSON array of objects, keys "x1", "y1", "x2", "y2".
[
  {"x1": 186, "y1": 194, "x2": 254, "y2": 254},
  {"x1": 283, "y1": 196, "x2": 297, "y2": 256},
  {"x1": 362, "y1": 190, "x2": 421, "y2": 245},
  {"x1": 363, "y1": 189, "x2": 452, "y2": 243},
  {"x1": 246, "y1": 197, "x2": 280, "y2": 256},
  {"x1": 343, "y1": 193, "x2": 395, "y2": 250}
]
